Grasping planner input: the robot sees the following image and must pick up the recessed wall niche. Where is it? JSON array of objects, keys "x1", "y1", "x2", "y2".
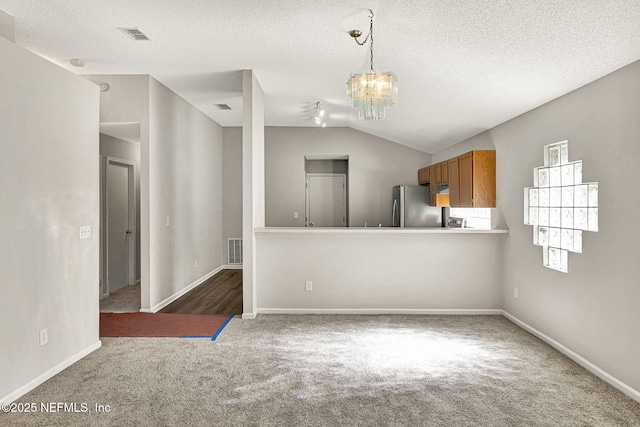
[{"x1": 524, "y1": 141, "x2": 598, "y2": 272}]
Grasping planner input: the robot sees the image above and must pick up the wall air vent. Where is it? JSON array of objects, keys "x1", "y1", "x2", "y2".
[
  {"x1": 215, "y1": 104, "x2": 232, "y2": 110},
  {"x1": 227, "y1": 238, "x2": 243, "y2": 265},
  {"x1": 118, "y1": 27, "x2": 151, "y2": 41}
]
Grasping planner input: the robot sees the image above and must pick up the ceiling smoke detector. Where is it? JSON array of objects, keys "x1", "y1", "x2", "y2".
[
  {"x1": 118, "y1": 27, "x2": 151, "y2": 41},
  {"x1": 214, "y1": 104, "x2": 232, "y2": 110}
]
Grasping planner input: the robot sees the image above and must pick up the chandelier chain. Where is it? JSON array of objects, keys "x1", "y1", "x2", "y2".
[
  {"x1": 352, "y1": 10, "x2": 375, "y2": 72},
  {"x1": 368, "y1": 10, "x2": 374, "y2": 72}
]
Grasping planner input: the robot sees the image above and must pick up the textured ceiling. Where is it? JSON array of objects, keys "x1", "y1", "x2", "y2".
[{"x1": 2, "y1": 0, "x2": 640, "y2": 153}]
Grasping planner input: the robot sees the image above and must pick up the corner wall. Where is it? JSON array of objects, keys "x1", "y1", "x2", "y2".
[
  {"x1": 444, "y1": 60, "x2": 640, "y2": 394},
  {"x1": 0, "y1": 36, "x2": 100, "y2": 402},
  {"x1": 148, "y1": 77, "x2": 224, "y2": 309},
  {"x1": 242, "y1": 70, "x2": 265, "y2": 318}
]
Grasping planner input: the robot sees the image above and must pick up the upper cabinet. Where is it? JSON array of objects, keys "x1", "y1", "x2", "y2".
[
  {"x1": 418, "y1": 166, "x2": 429, "y2": 185},
  {"x1": 439, "y1": 161, "x2": 448, "y2": 184},
  {"x1": 418, "y1": 162, "x2": 447, "y2": 205},
  {"x1": 447, "y1": 157, "x2": 460, "y2": 206},
  {"x1": 419, "y1": 150, "x2": 496, "y2": 208},
  {"x1": 418, "y1": 162, "x2": 448, "y2": 185},
  {"x1": 449, "y1": 150, "x2": 496, "y2": 207}
]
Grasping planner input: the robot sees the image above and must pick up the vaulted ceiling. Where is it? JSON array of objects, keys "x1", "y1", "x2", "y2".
[{"x1": 2, "y1": 0, "x2": 640, "y2": 153}]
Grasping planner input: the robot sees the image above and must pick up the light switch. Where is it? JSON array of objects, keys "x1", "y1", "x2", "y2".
[
  {"x1": 166, "y1": 217, "x2": 171, "y2": 227},
  {"x1": 293, "y1": 212, "x2": 299, "y2": 219},
  {"x1": 79, "y1": 226, "x2": 91, "y2": 239}
]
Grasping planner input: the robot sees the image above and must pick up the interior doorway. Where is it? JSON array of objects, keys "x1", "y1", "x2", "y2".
[
  {"x1": 103, "y1": 157, "x2": 136, "y2": 296},
  {"x1": 304, "y1": 156, "x2": 349, "y2": 227},
  {"x1": 99, "y1": 125, "x2": 141, "y2": 313},
  {"x1": 305, "y1": 173, "x2": 347, "y2": 227}
]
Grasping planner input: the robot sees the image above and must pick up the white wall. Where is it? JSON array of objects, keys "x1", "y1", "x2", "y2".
[
  {"x1": 265, "y1": 127, "x2": 432, "y2": 227},
  {"x1": 447, "y1": 60, "x2": 640, "y2": 393},
  {"x1": 242, "y1": 70, "x2": 265, "y2": 318},
  {"x1": 0, "y1": 36, "x2": 100, "y2": 401},
  {"x1": 148, "y1": 77, "x2": 224, "y2": 309},
  {"x1": 222, "y1": 127, "x2": 243, "y2": 264},
  {"x1": 256, "y1": 232, "x2": 503, "y2": 311}
]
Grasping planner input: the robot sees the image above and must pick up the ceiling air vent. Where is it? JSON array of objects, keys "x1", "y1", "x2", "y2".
[
  {"x1": 215, "y1": 104, "x2": 232, "y2": 110},
  {"x1": 118, "y1": 27, "x2": 151, "y2": 41}
]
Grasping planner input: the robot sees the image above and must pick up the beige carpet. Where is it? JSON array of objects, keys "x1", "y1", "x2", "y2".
[
  {"x1": 99, "y1": 284, "x2": 140, "y2": 313},
  {"x1": 2, "y1": 315, "x2": 639, "y2": 426}
]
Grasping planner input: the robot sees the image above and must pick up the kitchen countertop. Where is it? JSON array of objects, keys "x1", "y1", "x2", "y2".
[{"x1": 254, "y1": 227, "x2": 508, "y2": 235}]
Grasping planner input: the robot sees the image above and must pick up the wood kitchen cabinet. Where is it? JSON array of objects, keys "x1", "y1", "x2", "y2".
[
  {"x1": 417, "y1": 151, "x2": 494, "y2": 207},
  {"x1": 434, "y1": 161, "x2": 449, "y2": 185},
  {"x1": 440, "y1": 161, "x2": 448, "y2": 184},
  {"x1": 447, "y1": 157, "x2": 460, "y2": 206},
  {"x1": 417, "y1": 166, "x2": 429, "y2": 185},
  {"x1": 428, "y1": 166, "x2": 437, "y2": 205},
  {"x1": 448, "y1": 150, "x2": 496, "y2": 207},
  {"x1": 418, "y1": 161, "x2": 452, "y2": 206}
]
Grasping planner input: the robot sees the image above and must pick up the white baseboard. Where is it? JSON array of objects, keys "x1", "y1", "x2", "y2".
[
  {"x1": 257, "y1": 308, "x2": 502, "y2": 315},
  {"x1": 144, "y1": 266, "x2": 225, "y2": 313},
  {"x1": 1, "y1": 340, "x2": 102, "y2": 405},
  {"x1": 241, "y1": 312, "x2": 256, "y2": 319},
  {"x1": 502, "y1": 311, "x2": 640, "y2": 404},
  {"x1": 222, "y1": 264, "x2": 242, "y2": 270}
]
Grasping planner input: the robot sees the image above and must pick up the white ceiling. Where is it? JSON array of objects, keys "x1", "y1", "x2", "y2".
[{"x1": 2, "y1": 1, "x2": 640, "y2": 154}]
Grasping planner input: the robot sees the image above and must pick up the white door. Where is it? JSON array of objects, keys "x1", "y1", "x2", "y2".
[
  {"x1": 105, "y1": 158, "x2": 135, "y2": 295},
  {"x1": 306, "y1": 173, "x2": 347, "y2": 227}
]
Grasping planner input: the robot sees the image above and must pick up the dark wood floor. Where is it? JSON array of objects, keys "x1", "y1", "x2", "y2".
[{"x1": 160, "y1": 269, "x2": 242, "y2": 315}]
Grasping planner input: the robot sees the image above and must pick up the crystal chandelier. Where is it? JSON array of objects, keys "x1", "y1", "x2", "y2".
[{"x1": 347, "y1": 10, "x2": 398, "y2": 121}]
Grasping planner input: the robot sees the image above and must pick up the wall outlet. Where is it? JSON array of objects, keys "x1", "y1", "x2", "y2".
[
  {"x1": 305, "y1": 280, "x2": 312, "y2": 291},
  {"x1": 293, "y1": 211, "x2": 299, "y2": 219},
  {"x1": 194, "y1": 259, "x2": 198, "y2": 268},
  {"x1": 513, "y1": 287, "x2": 519, "y2": 299},
  {"x1": 79, "y1": 226, "x2": 91, "y2": 239},
  {"x1": 40, "y1": 328, "x2": 48, "y2": 346},
  {"x1": 166, "y1": 217, "x2": 171, "y2": 227}
]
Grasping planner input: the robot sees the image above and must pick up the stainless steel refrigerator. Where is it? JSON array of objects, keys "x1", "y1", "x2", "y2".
[{"x1": 392, "y1": 185, "x2": 441, "y2": 227}]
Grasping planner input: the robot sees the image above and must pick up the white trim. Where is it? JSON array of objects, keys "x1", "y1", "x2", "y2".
[
  {"x1": 502, "y1": 311, "x2": 640, "y2": 403},
  {"x1": 0, "y1": 341, "x2": 102, "y2": 405},
  {"x1": 143, "y1": 266, "x2": 225, "y2": 313},
  {"x1": 222, "y1": 264, "x2": 243, "y2": 270},
  {"x1": 258, "y1": 308, "x2": 502, "y2": 315},
  {"x1": 242, "y1": 312, "x2": 257, "y2": 319},
  {"x1": 254, "y1": 227, "x2": 509, "y2": 235}
]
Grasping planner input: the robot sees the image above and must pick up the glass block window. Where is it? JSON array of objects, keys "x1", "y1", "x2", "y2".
[{"x1": 524, "y1": 141, "x2": 598, "y2": 272}]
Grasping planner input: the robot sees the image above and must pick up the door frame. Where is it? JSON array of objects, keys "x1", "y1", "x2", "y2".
[
  {"x1": 101, "y1": 156, "x2": 136, "y2": 299},
  {"x1": 305, "y1": 173, "x2": 347, "y2": 227}
]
